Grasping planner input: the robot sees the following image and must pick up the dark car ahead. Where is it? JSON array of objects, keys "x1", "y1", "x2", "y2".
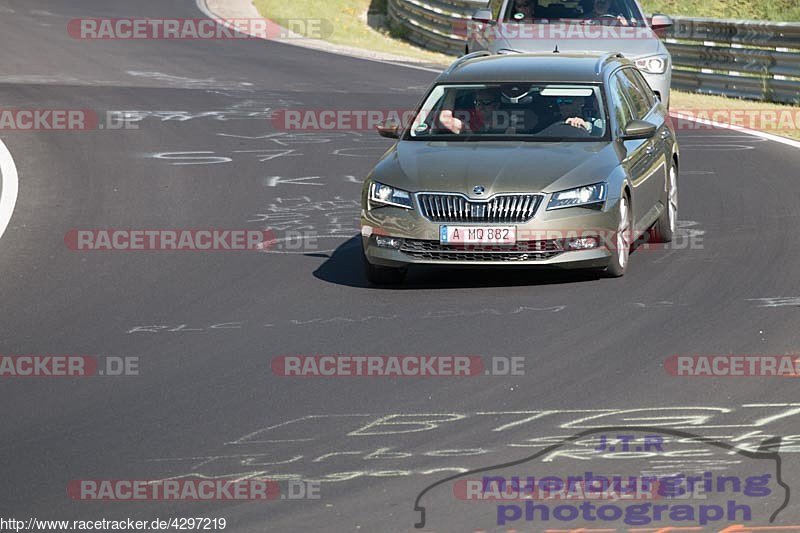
[{"x1": 361, "y1": 52, "x2": 679, "y2": 284}]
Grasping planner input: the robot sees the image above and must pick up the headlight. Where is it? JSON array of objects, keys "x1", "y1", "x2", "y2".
[
  {"x1": 635, "y1": 55, "x2": 669, "y2": 74},
  {"x1": 368, "y1": 180, "x2": 413, "y2": 210},
  {"x1": 547, "y1": 183, "x2": 607, "y2": 210}
]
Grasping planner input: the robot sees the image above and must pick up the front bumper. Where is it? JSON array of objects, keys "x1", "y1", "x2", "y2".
[{"x1": 361, "y1": 197, "x2": 621, "y2": 269}]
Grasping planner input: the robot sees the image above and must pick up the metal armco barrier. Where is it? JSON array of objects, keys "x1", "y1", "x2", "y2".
[{"x1": 387, "y1": 0, "x2": 800, "y2": 103}]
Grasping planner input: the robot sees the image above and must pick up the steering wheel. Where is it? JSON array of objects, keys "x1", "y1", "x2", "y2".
[{"x1": 539, "y1": 122, "x2": 592, "y2": 137}]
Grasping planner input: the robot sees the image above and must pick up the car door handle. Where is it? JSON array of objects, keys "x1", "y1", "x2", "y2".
[
  {"x1": 645, "y1": 145, "x2": 657, "y2": 155},
  {"x1": 660, "y1": 130, "x2": 671, "y2": 139}
]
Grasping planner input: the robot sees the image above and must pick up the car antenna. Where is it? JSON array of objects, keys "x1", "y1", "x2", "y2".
[{"x1": 553, "y1": 43, "x2": 559, "y2": 53}]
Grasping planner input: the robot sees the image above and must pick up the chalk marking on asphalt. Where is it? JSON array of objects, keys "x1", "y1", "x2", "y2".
[
  {"x1": 0, "y1": 137, "x2": 20, "y2": 241},
  {"x1": 126, "y1": 70, "x2": 253, "y2": 89},
  {"x1": 747, "y1": 297, "x2": 800, "y2": 308},
  {"x1": 139, "y1": 406, "x2": 800, "y2": 485}
]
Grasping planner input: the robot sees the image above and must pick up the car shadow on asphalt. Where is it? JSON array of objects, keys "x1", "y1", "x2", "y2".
[{"x1": 312, "y1": 236, "x2": 605, "y2": 289}]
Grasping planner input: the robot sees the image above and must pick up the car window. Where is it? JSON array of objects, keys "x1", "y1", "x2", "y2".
[
  {"x1": 489, "y1": 0, "x2": 504, "y2": 19},
  {"x1": 406, "y1": 82, "x2": 608, "y2": 141},
  {"x1": 502, "y1": 0, "x2": 645, "y2": 25},
  {"x1": 615, "y1": 69, "x2": 651, "y2": 120},
  {"x1": 606, "y1": 73, "x2": 635, "y2": 133},
  {"x1": 626, "y1": 67, "x2": 657, "y2": 108}
]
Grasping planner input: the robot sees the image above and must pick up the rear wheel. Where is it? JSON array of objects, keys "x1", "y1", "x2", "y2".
[
  {"x1": 362, "y1": 246, "x2": 407, "y2": 286},
  {"x1": 651, "y1": 164, "x2": 678, "y2": 243},
  {"x1": 603, "y1": 194, "x2": 631, "y2": 278}
]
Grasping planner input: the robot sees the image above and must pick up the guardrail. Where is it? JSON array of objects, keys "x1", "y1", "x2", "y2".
[{"x1": 386, "y1": 0, "x2": 800, "y2": 104}]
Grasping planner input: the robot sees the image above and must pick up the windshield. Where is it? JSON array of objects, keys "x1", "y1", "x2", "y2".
[
  {"x1": 502, "y1": 0, "x2": 645, "y2": 26},
  {"x1": 406, "y1": 82, "x2": 608, "y2": 141}
]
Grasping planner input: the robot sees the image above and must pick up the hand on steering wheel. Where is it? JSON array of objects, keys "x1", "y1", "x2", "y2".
[{"x1": 599, "y1": 13, "x2": 629, "y2": 25}]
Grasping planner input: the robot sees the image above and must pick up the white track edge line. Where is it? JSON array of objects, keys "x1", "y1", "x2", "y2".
[{"x1": 0, "y1": 137, "x2": 20, "y2": 240}]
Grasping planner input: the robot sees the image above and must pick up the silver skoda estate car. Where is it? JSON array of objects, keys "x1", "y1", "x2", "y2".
[
  {"x1": 360, "y1": 52, "x2": 679, "y2": 285},
  {"x1": 467, "y1": 0, "x2": 673, "y2": 107}
]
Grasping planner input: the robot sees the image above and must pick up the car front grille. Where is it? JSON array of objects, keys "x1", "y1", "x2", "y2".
[
  {"x1": 417, "y1": 193, "x2": 543, "y2": 223},
  {"x1": 400, "y1": 239, "x2": 563, "y2": 262}
]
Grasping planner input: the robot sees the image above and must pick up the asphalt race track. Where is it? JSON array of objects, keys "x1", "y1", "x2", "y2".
[{"x1": 2, "y1": 1, "x2": 800, "y2": 532}]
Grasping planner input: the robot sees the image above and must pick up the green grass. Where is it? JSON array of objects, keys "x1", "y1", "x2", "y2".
[
  {"x1": 253, "y1": 0, "x2": 452, "y2": 63},
  {"x1": 639, "y1": 0, "x2": 800, "y2": 20}
]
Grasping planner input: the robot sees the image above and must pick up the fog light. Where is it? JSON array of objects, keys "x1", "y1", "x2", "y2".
[
  {"x1": 375, "y1": 236, "x2": 402, "y2": 249},
  {"x1": 565, "y1": 236, "x2": 599, "y2": 250}
]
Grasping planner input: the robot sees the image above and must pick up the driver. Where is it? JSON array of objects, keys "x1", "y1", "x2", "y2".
[
  {"x1": 558, "y1": 97, "x2": 603, "y2": 134},
  {"x1": 582, "y1": 0, "x2": 629, "y2": 25}
]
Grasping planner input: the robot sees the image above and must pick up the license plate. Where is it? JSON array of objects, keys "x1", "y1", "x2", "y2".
[{"x1": 439, "y1": 226, "x2": 516, "y2": 245}]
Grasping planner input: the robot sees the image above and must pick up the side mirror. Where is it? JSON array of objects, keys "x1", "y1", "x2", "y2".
[
  {"x1": 376, "y1": 119, "x2": 400, "y2": 139},
  {"x1": 650, "y1": 14, "x2": 673, "y2": 30},
  {"x1": 622, "y1": 120, "x2": 657, "y2": 140},
  {"x1": 472, "y1": 8, "x2": 496, "y2": 24}
]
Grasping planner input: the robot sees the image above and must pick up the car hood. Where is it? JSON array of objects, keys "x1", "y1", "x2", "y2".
[
  {"x1": 373, "y1": 140, "x2": 620, "y2": 195},
  {"x1": 493, "y1": 25, "x2": 663, "y2": 57}
]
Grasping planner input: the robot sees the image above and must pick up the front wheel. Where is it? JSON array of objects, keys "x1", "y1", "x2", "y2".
[
  {"x1": 603, "y1": 194, "x2": 632, "y2": 278},
  {"x1": 651, "y1": 164, "x2": 678, "y2": 243}
]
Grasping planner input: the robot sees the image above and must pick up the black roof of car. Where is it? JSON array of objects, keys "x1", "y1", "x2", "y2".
[{"x1": 437, "y1": 52, "x2": 632, "y2": 84}]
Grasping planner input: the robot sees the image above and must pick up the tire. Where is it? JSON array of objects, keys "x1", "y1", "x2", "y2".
[
  {"x1": 603, "y1": 194, "x2": 632, "y2": 278},
  {"x1": 651, "y1": 163, "x2": 678, "y2": 243},
  {"x1": 362, "y1": 246, "x2": 407, "y2": 286}
]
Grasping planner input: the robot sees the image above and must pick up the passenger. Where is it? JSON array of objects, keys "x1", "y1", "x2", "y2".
[{"x1": 439, "y1": 88, "x2": 504, "y2": 134}]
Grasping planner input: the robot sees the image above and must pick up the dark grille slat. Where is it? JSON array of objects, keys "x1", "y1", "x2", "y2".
[
  {"x1": 418, "y1": 193, "x2": 541, "y2": 223},
  {"x1": 400, "y1": 238, "x2": 563, "y2": 261}
]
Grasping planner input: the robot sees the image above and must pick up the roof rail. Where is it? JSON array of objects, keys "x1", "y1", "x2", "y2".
[
  {"x1": 595, "y1": 52, "x2": 625, "y2": 74},
  {"x1": 442, "y1": 50, "x2": 493, "y2": 76}
]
